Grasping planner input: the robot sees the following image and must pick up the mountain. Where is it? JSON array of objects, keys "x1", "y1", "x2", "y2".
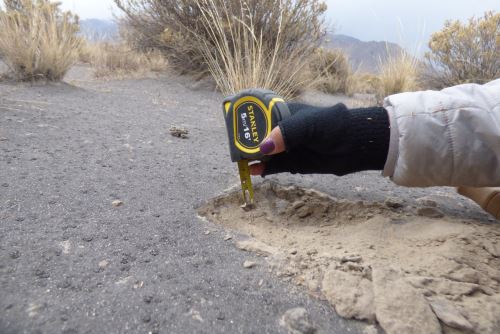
[
  {"x1": 324, "y1": 34, "x2": 405, "y2": 73},
  {"x1": 80, "y1": 19, "x2": 119, "y2": 41}
]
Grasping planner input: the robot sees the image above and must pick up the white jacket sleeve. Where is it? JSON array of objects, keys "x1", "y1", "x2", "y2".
[{"x1": 383, "y1": 79, "x2": 500, "y2": 187}]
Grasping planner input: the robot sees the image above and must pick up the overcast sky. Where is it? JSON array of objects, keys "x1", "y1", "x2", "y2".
[{"x1": 58, "y1": 0, "x2": 499, "y2": 51}]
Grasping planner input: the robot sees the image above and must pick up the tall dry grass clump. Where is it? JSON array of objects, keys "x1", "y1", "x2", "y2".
[
  {"x1": 424, "y1": 11, "x2": 499, "y2": 88},
  {"x1": 0, "y1": 0, "x2": 82, "y2": 81},
  {"x1": 115, "y1": 0, "x2": 326, "y2": 98},
  {"x1": 376, "y1": 47, "x2": 420, "y2": 100},
  {"x1": 86, "y1": 42, "x2": 167, "y2": 78},
  {"x1": 310, "y1": 48, "x2": 351, "y2": 95}
]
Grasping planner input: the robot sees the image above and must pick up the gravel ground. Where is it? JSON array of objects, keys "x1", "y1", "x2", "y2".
[{"x1": 0, "y1": 66, "x2": 493, "y2": 334}]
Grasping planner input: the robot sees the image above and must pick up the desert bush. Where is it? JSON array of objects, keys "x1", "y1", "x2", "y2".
[
  {"x1": 115, "y1": 0, "x2": 326, "y2": 98},
  {"x1": 0, "y1": 0, "x2": 82, "y2": 81},
  {"x1": 310, "y1": 48, "x2": 351, "y2": 94},
  {"x1": 346, "y1": 72, "x2": 380, "y2": 96},
  {"x1": 87, "y1": 42, "x2": 167, "y2": 78},
  {"x1": 376, "y1": 48, "x2": 420, "y2": 100},
  {"x1": 424, "y1": 11, "x2": 499, "y2": 88}
]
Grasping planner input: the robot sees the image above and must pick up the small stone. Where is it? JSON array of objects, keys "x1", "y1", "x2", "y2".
[
  {"x1": 384, "y1": 197, "x2": 404, "y2": 209},
  {"x1": 417, "y1": 207, "x2": 444, "y2": 218},
  {"x1": 9, "y1": 250, "x2": 21, "y2": 259},
  {"x1": 290, "y1": 249, "x2": 298, "y2": 255},
  {"x1": 243, "y1": 260, "x2": 257, "y2": 269},
  {"x1": 143, "y1": 295, "x2": 153, "y2": 303},
  {"x1": 223, "y1": 235, "x2": 232, "y2": 241},
  {"x1": 142, "y1": 314, "x2": 151, "y2": 323},
  {"x1": 82, "y1": 235, "x2": 93, "y2": 242},
  {"x1": 112, "y1": 200, "x2": 123, "y2": 207},
  {"x1": 279, "y1": 307, "x2": 316, "y2": 334},
  {"x1": 204, "y1": 230, "x2": 211, "y2": 235},
  {"x1": 150, "y1": 249, "x2": 159, "y2": 256},
  {"x1": 216, "y1": 312, "x2": 225, "y2": 320},
  {"x1": 416, "y1": 197, "x2": 438, "y2": 207},
  {"x1": 34, "y1": 269, "x2": 50, "y2": 279},
  {"x1": 169, "y1": 126, "x2": 189, "y2": 139},
  {"x1": 429, "y1": 298, "x2": 473, "y2": 331},
  {"x1": 98, "y1": 260, "x2": 109, "y2": 268}
]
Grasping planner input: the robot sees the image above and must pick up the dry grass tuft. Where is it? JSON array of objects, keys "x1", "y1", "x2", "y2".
[
  {"x1": 115, "y1": 0, "x2": 326, "y2": 98},
  {"x1": 376, "y1": 47, "x2": 420, "y2": 101},
  {"x1": 310, "y1": 48, "x2": 352, "y2": 95},
  {"x1": 0, "y1": 0, "x2": 82, "y2": 81},
  {"x1": 85, "y1": 42, "x2": 168, "y2": 78}
]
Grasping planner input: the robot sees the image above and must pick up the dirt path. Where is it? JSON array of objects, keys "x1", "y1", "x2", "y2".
[
  {"x1": 1, "y1": 67, "x2": 370, "y2": 334},
  {"x1": 0, "y1": 66, "x2": 497, "y2": 333}
]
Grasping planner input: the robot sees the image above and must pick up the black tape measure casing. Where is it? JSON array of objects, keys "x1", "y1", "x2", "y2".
[{"x1": 222, "y1": 89, "x2": 290, "y2": 162}]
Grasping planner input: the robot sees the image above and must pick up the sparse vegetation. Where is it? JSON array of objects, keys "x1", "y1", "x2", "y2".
[
  {"x1": 376, "y1": 48, "x2": 420, "y2": 101},
  {"x1": 424, "y1": 11, "x2": 499, "y2": 88},
  {"x1": 115, "y1": 0, "x2": 326, "y2": 98},
  {"x1": 82, "y1": 42, "x2": 168, "y2": 78},
  {"x1": 0, "y1": 0, "x2": 82, "y2": 81},
  {"x1": 310, "y1": 48, "x2": 351, "y2": 95}
]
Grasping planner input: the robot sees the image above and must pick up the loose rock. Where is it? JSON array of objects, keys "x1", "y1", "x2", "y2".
[
  {"x1": 112, "y1": 200, "x2": 123, "y2": 207},
  {"x1": 169, "y1": 126, "x2": 189, "y2": 139},
  {"x1": 428, "y1": 298, "x2": 473, "y2": 331},
  {"x1": 279, "y1": 307, "x2": 316, "y2": 334},
  {"x1": 243, "y1": 260, "x2": 256, "y2": 269}
]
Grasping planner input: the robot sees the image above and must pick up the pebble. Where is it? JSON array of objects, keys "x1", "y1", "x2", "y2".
[
  {"x1": 223, "y1": 235, "x2": 232, "y2": 241},
  {"x1": 143, "y1": 295, "x2": 153, "y2": 303},
  {"x1": 82, "y1": 236, "x2": 93, "y2": 242},
  {"x1": 290, "y1": 249, "x2": 298, "y2": 255},
  {"x1": 243, "y1": 260, "x2": 256, "y2": 269},
  {"x1": 417, "y1": 207, "x2": 444, "y2": 218},
  {"x1": 384, "y1": 197, "x2": 404, "y2": 209},
  {"x1": 150, "y1": 249, "x2": 159, "y2": 256},
  {"x1": 9, "y1": 250, "x2": 21, "y2": 259},
  {"x1": 98, "y1": 260, "x2": 109, "y2": 268},
  {"x1": 279, "y1": 307, "x2": 316, "y2": 334},
  {"x1": 112, "y1": 200, "x2": 123, "y2": 207}
]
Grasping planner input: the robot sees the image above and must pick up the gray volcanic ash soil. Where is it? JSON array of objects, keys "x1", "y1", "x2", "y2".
[{"x1": 1, "y1": 66, "x2": 498, "y2": 333}]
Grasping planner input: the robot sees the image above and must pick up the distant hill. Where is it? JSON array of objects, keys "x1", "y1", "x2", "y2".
[
  {"x1": 80, "y1": 19, "x2": 118, "y2": 41},
  {"x1": 324, "y1": 34, "x2": 405, "y2": 73}
]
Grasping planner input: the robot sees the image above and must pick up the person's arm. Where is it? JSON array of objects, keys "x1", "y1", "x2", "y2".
[
  {"x1": 252, "y1": 79, "x2": 500, "y2": 187},
  {"x1": 250, "y1": 103, "x2": 390, "y2": 176},
  {"x1": 382, "y1": 79, "x2": 500, "y2": 187}
]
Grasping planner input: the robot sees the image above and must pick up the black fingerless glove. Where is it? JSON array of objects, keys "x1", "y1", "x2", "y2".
[{"x1": 263, "y1": 103, "x2": 390, "y2": 176}]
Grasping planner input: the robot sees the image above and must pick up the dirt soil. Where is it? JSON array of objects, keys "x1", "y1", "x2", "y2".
[
  {"x1": 1, "y1": 64, "x2": 498, "y2": 334},
  {"x1": 199, "y1": 182, "x2": 500, "y2": 334}
]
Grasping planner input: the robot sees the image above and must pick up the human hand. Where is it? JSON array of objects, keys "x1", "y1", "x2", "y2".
[{"x1": 249, "y1": 103, "x2": 390, "y2": 177}]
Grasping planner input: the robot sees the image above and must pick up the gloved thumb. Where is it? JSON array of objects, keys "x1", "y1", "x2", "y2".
[{"x1": 259, "y1": 126, "x2": 285, "y2": 156}]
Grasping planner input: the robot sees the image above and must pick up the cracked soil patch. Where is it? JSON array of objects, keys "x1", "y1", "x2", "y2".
[{"x1": 199, "y1": 182, "x2": 500, "y2": 334}]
